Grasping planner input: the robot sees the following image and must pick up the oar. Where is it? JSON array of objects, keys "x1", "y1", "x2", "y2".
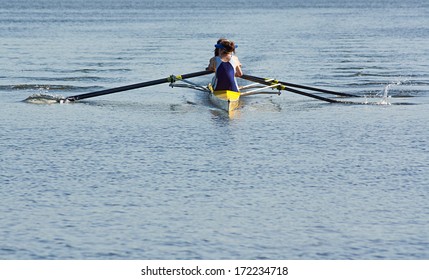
[
  {"x1": 242, "y1": 74, "x2": 358, "y2": 97},
  {"x1": 241, "y1": 74, "x2": 342, "y2": 103},
  {"x1": 63, "y1": 70, "x2": 213, "y2": 102},
  {"x1": 277, "y1": 80, "x2": 358, "y2": 97}
]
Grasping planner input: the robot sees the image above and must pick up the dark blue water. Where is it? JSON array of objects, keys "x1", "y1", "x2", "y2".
[{"x1": 1, "y1": 0, "x2": 428, "y2": 259}]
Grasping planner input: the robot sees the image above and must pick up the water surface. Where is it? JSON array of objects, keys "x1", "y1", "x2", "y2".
[{"x1": 1, "y1": 0, "x2": 428, "y2": 259}]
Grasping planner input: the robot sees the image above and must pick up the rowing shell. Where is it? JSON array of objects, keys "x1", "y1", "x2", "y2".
[{"x1": 209, "y1": 90, "x2": 240, "y2": 112}]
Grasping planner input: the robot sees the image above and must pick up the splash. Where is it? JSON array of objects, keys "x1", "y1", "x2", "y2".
[
  {"x1": 372, "y1": 80, "x2": 404, "y2": 105},
  {"x1": 23, "y1": 93, "x2": 65, "y2": 104},
  {"x1": 23, "y1": 85, "x2": 66, "y2": 104},
  {"x1": 378, "y1": 80, "x2": 408, "y2": 105},
  {"x1": 377, "y1": 83, "x2": 394, "y2": 105}
]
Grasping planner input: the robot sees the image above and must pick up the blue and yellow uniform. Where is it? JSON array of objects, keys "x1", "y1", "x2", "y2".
[{"x1": 212, "y1": 56, "x2": 240, "y2": 92}]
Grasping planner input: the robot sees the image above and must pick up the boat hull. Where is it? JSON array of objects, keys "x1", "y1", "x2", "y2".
[{"x1": 209, "y1": 90, "x2": 240, "y2": 112}]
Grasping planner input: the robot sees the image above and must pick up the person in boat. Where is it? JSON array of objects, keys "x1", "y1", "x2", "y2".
[{"x1": 206, "y1": 39, "x2": 243, "y2": 92}]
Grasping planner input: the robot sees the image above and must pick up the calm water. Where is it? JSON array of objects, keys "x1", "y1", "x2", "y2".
[{"x1": 1, "y1": 0, "x2": 429, "y2": 259}]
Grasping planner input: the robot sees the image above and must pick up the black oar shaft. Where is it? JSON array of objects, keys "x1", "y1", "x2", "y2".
[
  {"x1": 65, "y1": 70, "x2": 213, "y2": 101},
  {"x1": 277, "y1": 80, "x2": 358, "y2": 97},
  {"x1": 281, "y1": 86, "x2": 340, "y2": 103},
  {"x1": 65, "y1": 78, "x2": 167, "y2": 101},
  {"x1": 241, "y1": 74, "x2": 340, "y2": 103},
  {"x1": 242, "y1": 74, "x2": 357, "y2": 97}
]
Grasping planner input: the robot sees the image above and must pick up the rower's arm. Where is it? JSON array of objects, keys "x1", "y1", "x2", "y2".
[
  {"x1": 234, "y1": 57, "x2": 243, "y2": 77},
  {"x1": 206, "y1": 57, "x2": 216, "y2": 71}
]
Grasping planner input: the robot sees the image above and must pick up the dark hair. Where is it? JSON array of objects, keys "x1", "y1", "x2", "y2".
[
  {"x1": 214, "y1": 38, "x2": 236, "y2": 56},
  {"x1": 214, "y1": 38, "x2": 227, "y2": 56},
  {"x1": 220, "y1": 40, "x2": 236, "y2": 54}
]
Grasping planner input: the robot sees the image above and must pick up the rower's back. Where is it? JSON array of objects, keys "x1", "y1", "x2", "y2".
[{"x1": 213, "y1": 56, "x2": 239, "y2": 92}]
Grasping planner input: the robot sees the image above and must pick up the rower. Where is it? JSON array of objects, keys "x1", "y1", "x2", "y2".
[{"x1": 206, "y1": 39, "x2": 243, "y2": 92}]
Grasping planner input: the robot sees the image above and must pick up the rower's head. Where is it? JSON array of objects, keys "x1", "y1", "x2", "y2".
[
  {"x1": 214, "y1": 38, "x2": 226, "y2": 56},
  {"x1": 214, "y1": 39, "x2": 237, "y2": 56}
]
